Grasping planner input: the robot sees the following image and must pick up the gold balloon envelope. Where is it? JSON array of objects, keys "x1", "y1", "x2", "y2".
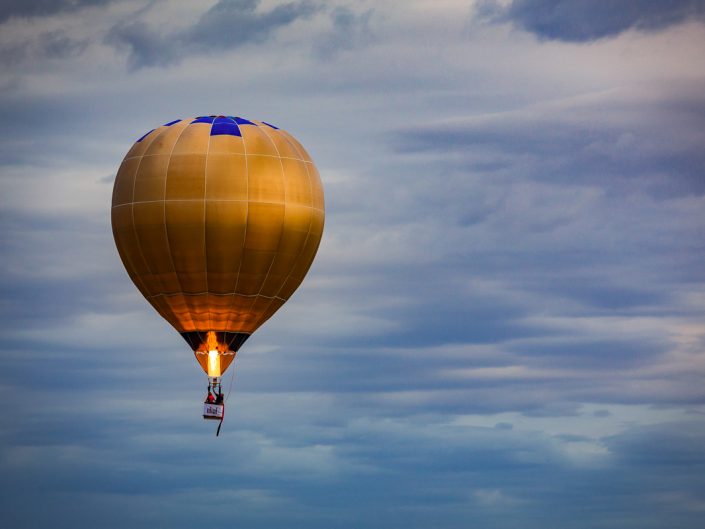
[{"x1": 111, "y1": 116, "x2": 324, "y2": 378}]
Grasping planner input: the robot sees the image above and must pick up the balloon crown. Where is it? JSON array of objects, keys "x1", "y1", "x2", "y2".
[{"x1": 136, "y1": 115, "x2": 280, "y2": 143}]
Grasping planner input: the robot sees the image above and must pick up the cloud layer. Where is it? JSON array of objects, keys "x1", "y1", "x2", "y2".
[
  {"x1": 1, "y1": 1, "x2": 704, "y2": 528},
  {"x1": 479, "y1": 0, "x2": 705, "y2": 41},
  {"x1": 107, "y1": 0, "x2": 319, "y2": 69}
]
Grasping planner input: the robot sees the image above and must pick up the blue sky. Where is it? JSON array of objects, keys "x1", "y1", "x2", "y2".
[{"x1": 1, "y1": 1, "x2": 704, "y2": 528}]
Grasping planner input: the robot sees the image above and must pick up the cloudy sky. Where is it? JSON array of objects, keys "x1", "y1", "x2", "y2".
[{"x1": 1, "y1": 0, "x2": 705, "y2": 527}]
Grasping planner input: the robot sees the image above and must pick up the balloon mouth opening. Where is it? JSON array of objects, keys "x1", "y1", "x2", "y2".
[
  {"x1": 180, "y1": 331, "x2": 249, "y2": 376},
  {"x1": 197, "y1": 332, "x2": 229, "y2": 377},
  {"x1": 180, "y1": 330, "x2": 250, "y2": 353}
]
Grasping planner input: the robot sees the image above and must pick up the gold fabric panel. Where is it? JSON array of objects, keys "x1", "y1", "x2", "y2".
[
  {"x1": 205, "y1": 155, "x2": 247, "y2": 201},
  {"x1": 144, "y1": 121, "x2": 190, "y2": 155},
  {"x1": 278, "y1": 130, "x2": 313, "y2": 163},
  {"x1": 165, "y1": 154, "x2": 206, "y2": 200},
  {"x1": 241, "y1": 124, "x2": 278, "y2": 156},
  {"x1": 124, "y1": 128, "x2": 159, "y2": 159},
  {"x1": 246, "y1": 155, "x2": 285, "y2": 203},
  {"x1": 165, "y1": 200, "x2": 206, "y2": 294},
  {"x1": 111, "y1": 117, "x2": 325, "y2": 375},
  {"x1": 172, "y1": 124, "x2": 209, "y2": 155},
  {"x1": 280, "y1": 158, "x2": 313, "y2": 207},
  {"x1": 111, "y1": 204, "x2": 152, "y2": 297},
  {"x1": 258, "y1": 124, "x2": 302, "y2": 160},
  {"x1": 205, "y1": 200, "x2": 247, "y2": 293},
  {"x1": 278, "y1": 208, "x2": 324, "y2": 300},
  {"x1": 133, "y1": 154, "x2": 169, "y2": 203},
  {"x1": 209, "y1": 134, "x2": 246, "y2": 155},
  {"x1": 112, "y1": 157, "x2": 139, "y2": 206},
  {"x1": 132, "y1": 201, "x2": 173, "y2": 293}
]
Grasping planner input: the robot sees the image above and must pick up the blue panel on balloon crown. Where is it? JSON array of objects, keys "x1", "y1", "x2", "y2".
[
  {"x1": 136, "y1": 129, "x2": 155, "y2": 142},
  {"x1": 229, "y1": 116, "x2": 255, "y2": 126},
  {"x1": 163, "y1": 119, "x2": 182, "y2": 126},
  {"x1": 211, "y1": 122, "x2": 242, "y2": 136},
  {"x1": 191, "y1": 116, "x2": 216, "y2": 124},
  {"x1": 262, "y1": 121, "x2": 279, "y2": 129}
]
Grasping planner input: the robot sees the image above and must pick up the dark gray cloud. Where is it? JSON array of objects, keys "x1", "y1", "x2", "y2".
[
  {"x1": 509, "y1": 338, "x2": 670, "y2": 369},
  {"x1": 0, "y1": 30, "x2": 88, "y2": 69},
  {"x1": 604, "y1": 421, "x2": 705, "y2": 467},
  {"x1": 395, "y1": 88, "x2": 705, "y2": 198},
  {"x1": 478, "y1": 0, "x2": 705, "y2": 41},
  {"x1": 106, "y1": 19, "x2": 177, "y2": 69},
  {"x1": 187, "y1": 0, "x2": 318, "y2": 51},
  {"x1": 38, "y1": 30, "x2": 88, "y2": 58},
  {"x1": 0, "y1": 0, "x2": 113, "y2": 23},
  {"x1": 314, "y1": 7, "x2": 374, "y2": 59},
  {"x1": 107, "y1": 0, "x2": 319, "y2": 70}
]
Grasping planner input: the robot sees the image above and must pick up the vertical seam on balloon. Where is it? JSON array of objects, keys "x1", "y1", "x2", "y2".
[
  {"x1": 224, "y1": 116, "x2": 249, "y2": 334},
  {"x1": 251, "y1": 124, "x2": 287, "y2": 293},
  {"x1": 140, "y1": 126, "x2": 187, "y2": 330},
  {"x1": 248, "y1": 123, "x2": 290, "y2": 326},
  {"x1": 163, "y1": 120, "x2": 197, "y2": 332},
  {"x1": 126, "y1": 126, "x2": 179, "y2": 326},
  {"x1": 204, "y1": 119, "x2": 213, "y2": 333},
  {"x1": 112, "y1": 160, "x2": 152, "y2": 298},
  {"x1": 127, "y1": 128, "x2": 161, "y2": 294},
  {"x1": 280, "y1": 130, "x2": 316, "y2": 283},
  {"x1": 251, "y1": 130, "x2": 316, "y2": 330}
]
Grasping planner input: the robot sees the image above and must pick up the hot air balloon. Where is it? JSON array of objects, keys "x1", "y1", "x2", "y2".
[{"x1": 111, "y1": 116, "x2": 324, "y2": 428}]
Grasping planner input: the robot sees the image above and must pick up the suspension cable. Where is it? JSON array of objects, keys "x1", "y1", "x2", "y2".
[{"x1": 214, "y1": 355, "x2": 238, "y2": 436}]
